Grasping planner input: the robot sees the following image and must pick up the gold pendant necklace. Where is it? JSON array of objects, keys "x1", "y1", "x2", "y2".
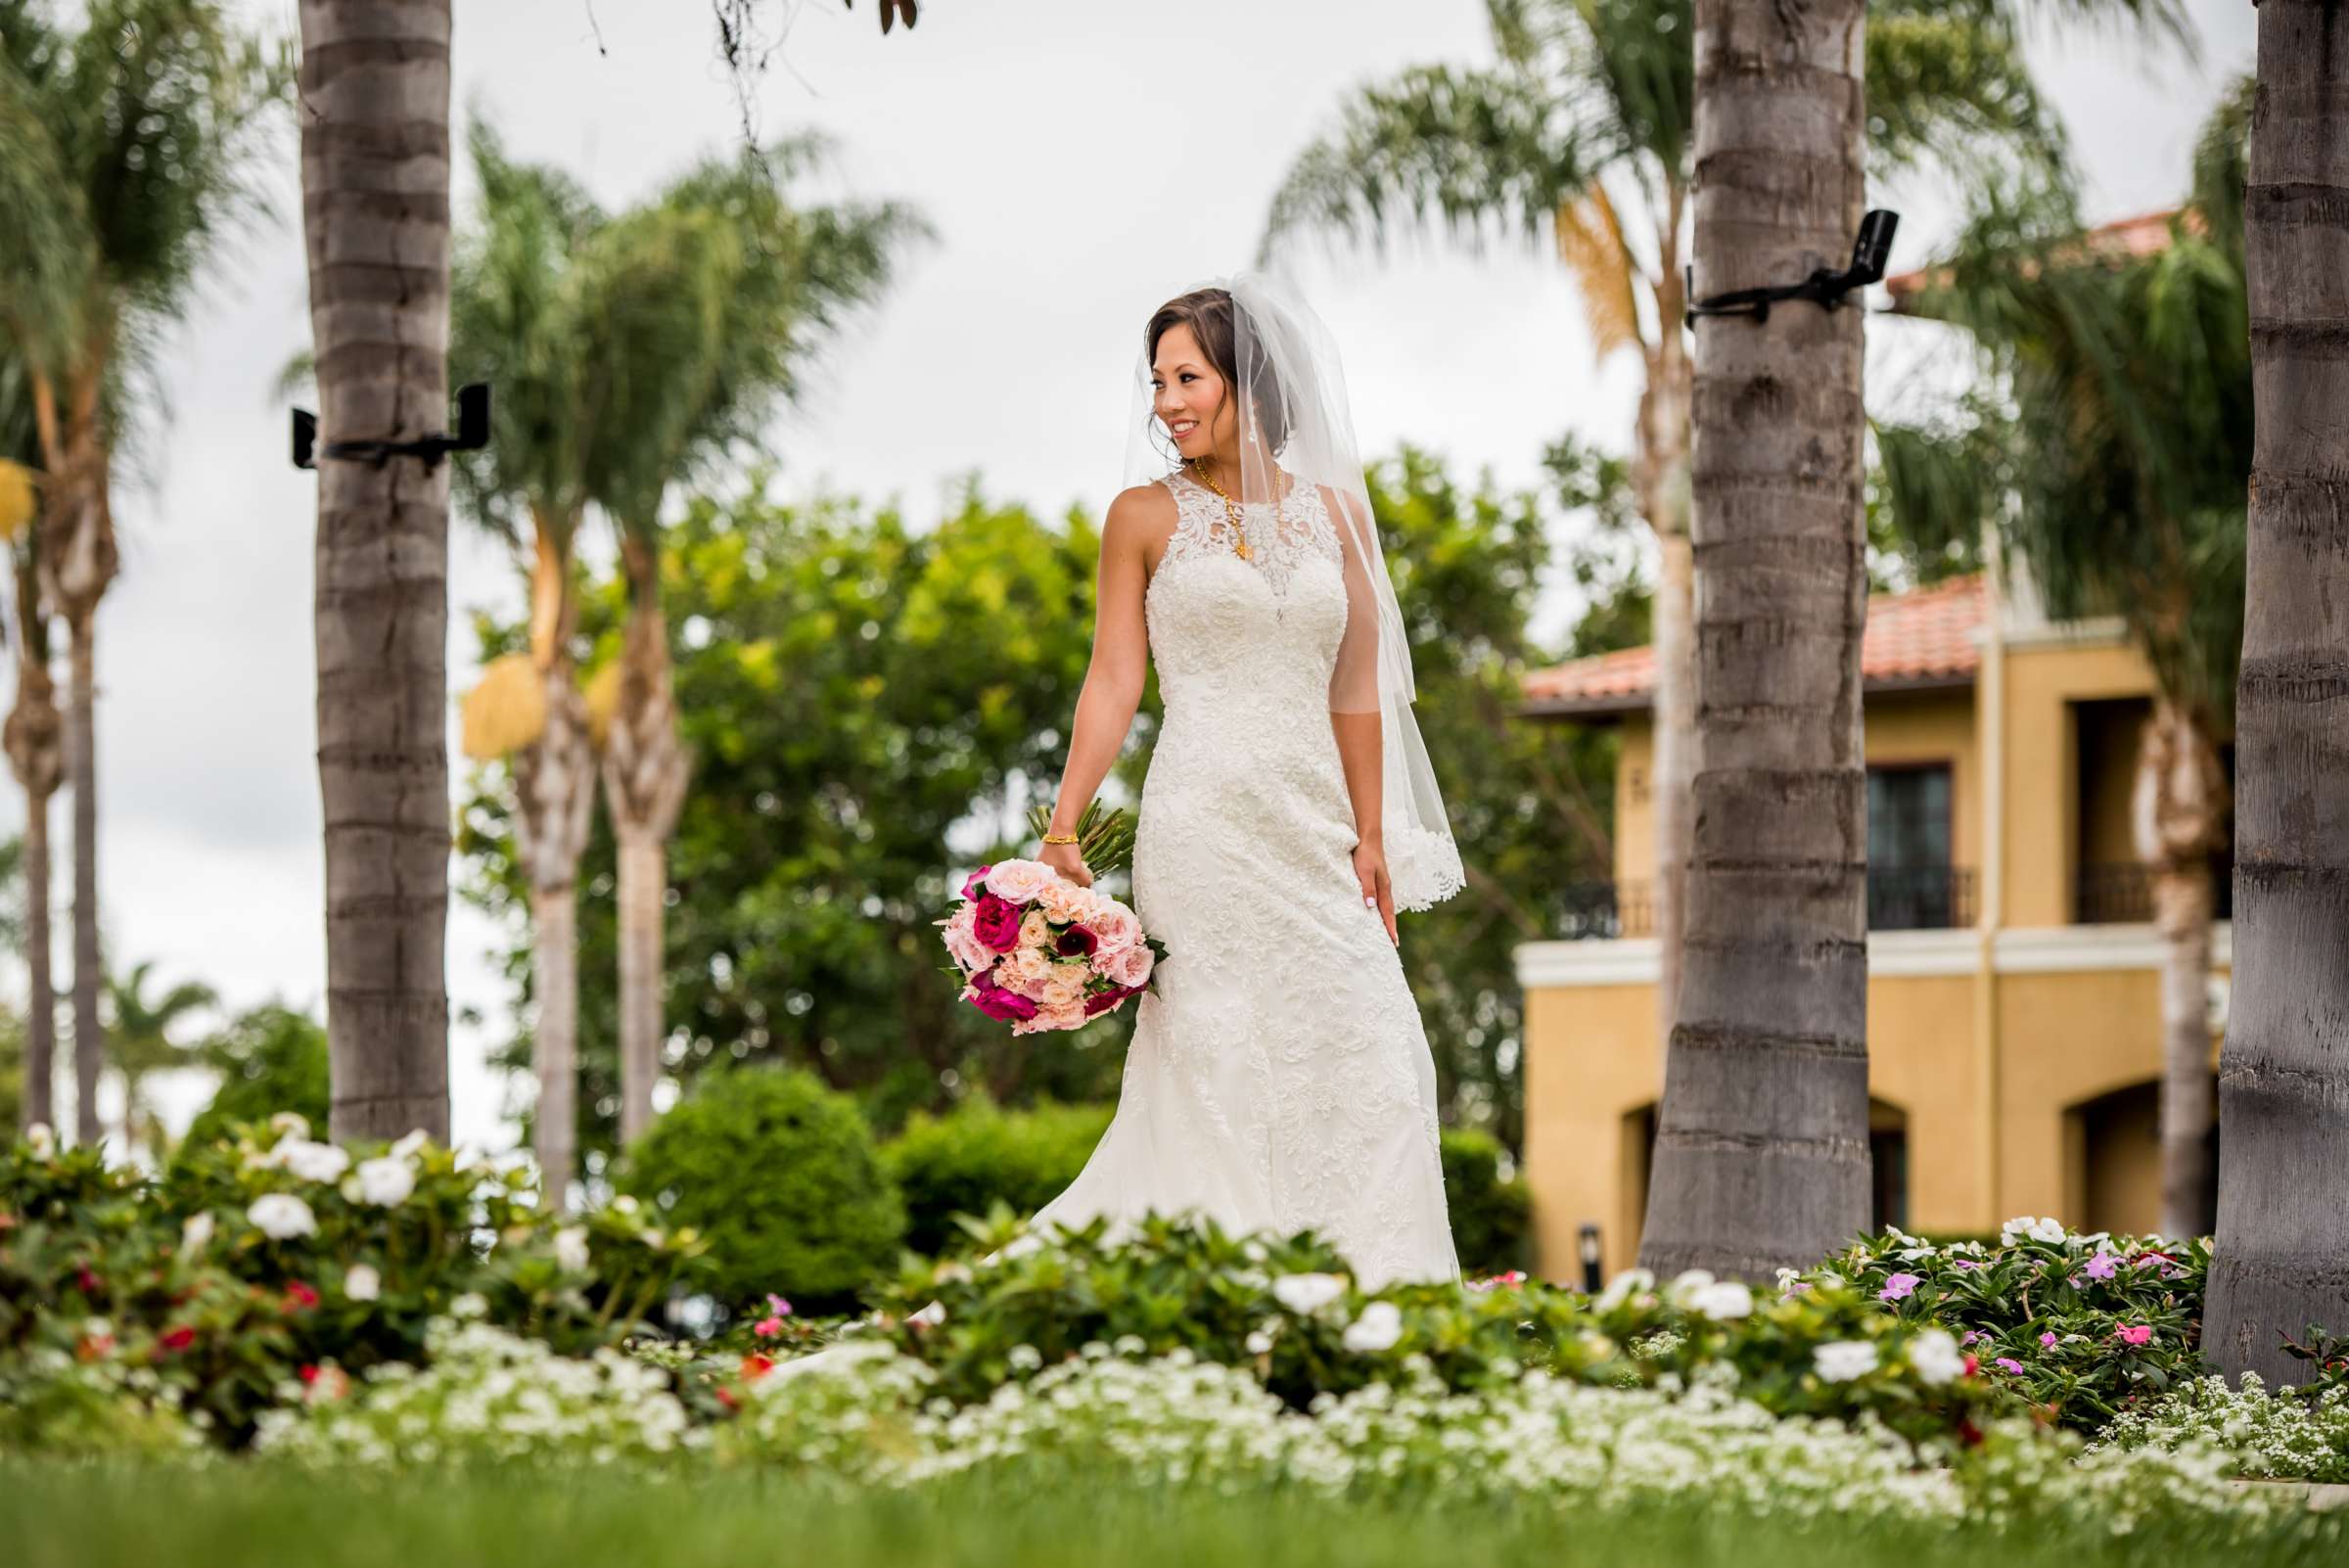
[{"x1": 1189, "y1": 459, "x2": 1252, "y2": 561}]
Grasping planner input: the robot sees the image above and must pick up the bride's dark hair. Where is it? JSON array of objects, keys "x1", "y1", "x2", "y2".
[{"x1": 1142, "y1": 287, "x2": 1289, "y2": 466}]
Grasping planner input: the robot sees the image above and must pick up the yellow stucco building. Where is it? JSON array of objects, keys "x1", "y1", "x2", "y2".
[{"x1": 1512, "y1": 572, "x2": 2229, "y2": 1280}]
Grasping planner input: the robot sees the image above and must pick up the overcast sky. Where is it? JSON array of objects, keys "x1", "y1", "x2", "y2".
[{"x1": 24, "y1": 0, "x2": 2254, "y2": 1151}]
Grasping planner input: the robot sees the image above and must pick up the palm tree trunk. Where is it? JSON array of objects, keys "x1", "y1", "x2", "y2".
[
  {"x1": 66, "y1": 613, "x2": 101, "y2": 1147},
  {"x1": 1638, "y1": 0, "x2": 1872, "y2": 1279},
  {"x1": 6, "y1": 578, "x2": 63, "y2": 1133},
  {"x1": 1643, "y1": 195, "x2": 1695, "y2": 1055},
  {"x1": 603, "y1": 541, "x2": 690, "y2": 1145},
  {"x1": 2133, "y1": 698, "x2": 2222, "y2": 1240},
  {"x1": 516, "y1": 655, "x2": 597, "y2": 1203},
  {"x1": 299, "y1": 0, "x2": 454, "y2": 1144},
  {"x1": 2204, "y1": 0, "x2": 2349, "y2": 1386},
  {"x1": 530, "y1": 879, "x2": 579, "y2": 1206}
]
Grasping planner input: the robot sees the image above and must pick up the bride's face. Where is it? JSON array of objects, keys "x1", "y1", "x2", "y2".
[{"x1": 1150, "y1": 324, "x2": 1233, "y2": 462}]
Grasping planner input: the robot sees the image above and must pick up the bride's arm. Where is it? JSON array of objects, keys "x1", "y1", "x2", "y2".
[
  {"x1": 1038, "y1": 486, "x2": 1159, "y2": 887},
  {"x1": 1326, "y1": 486, "x2": 1397, "y2": 945}
]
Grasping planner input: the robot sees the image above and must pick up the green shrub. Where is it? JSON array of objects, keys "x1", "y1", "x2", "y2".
[
  {"x1": 179, "y1": 1005, "x2": 329, "y2": 1158},
  {"x1": 884, "y1": 1095, "x2": 1112, "y2": 1257},
  {"x1": 619, "y1": 1067, "x2": 905, "y2": 1315},
  {"x1": 1439, "y1": 1129, "x2": 1531, "y2": 1277}
]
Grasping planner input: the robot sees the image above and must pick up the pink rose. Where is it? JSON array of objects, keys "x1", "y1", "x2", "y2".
[
  {"x1": 1036, "y1": 879, "x2": 1094, "y2": 924},
  {"x1": 1013, "y1": 998, "x2": 1086, "y2": 1036},
  {"x1": 1001, "y1": 946, "x2": 1052, "y2": 993},
  {"x1": 972, "y1": 895, "x2": 1023, "y2": 951},
  {"x1": 1017, "y1": 908, "x2": 1053, "y2": 951},
  {"x1": 1040, "y1": 964, "x2": 1090, "y2": 1008},
  {"x1": 1083, "y1": 984, "x2": 1140, "y2": 1017},
  {"x1": 1087, "y1": 899, "x2": 1143, "y2": 958},
  {"x1": 981, "y1": 858, "x2": 1054, "y2": 903},
  {"x1": 959, "y1": 864, "x2": 993, "y2": 900},
  {"x1": 1108, "y1": 943, "x2": 1153, "y2": 989},
  {"x1": 939, "y1": 903, "x2": 992, "y2": 972}
]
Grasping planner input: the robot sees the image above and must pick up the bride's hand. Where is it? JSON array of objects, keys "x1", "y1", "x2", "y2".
[
  {"x1": 1352, "y1": 839, "x2": 1398, "y2": 946},
  {"x1": 1039, "y1": 840, "x2": 1092, "y2": 888}
]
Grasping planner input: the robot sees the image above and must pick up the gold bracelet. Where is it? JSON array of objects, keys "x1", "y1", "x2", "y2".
[{"x1": 1040, "y1": 831, "x2": 1080, "y2": 846}]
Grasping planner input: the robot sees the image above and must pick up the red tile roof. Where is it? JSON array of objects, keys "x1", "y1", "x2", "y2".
[
  {"x1": 1883, "y1": 208, "x2": 2185, "y2": 313},
  {"x1": 1523, "y1": 575, "x2": 1988, "y2": 716}
]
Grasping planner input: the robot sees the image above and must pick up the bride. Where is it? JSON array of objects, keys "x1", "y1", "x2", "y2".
[{"x1": 1015, "y1": 271, "x2": 1466, "y2": 1291}]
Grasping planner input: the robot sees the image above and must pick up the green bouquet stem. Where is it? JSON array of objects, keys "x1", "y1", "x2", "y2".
[{"x1": 1027, "y1": 800, "x2": 1134, "y2": 876}]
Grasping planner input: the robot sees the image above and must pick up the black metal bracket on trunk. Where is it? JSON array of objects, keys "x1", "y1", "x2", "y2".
[
  {"x1": 293, "y1": 383, "x2": 491, "y2": 471},
  {"x1": 1683, "y1": 209, "x2": 1901, "y2": 328}
]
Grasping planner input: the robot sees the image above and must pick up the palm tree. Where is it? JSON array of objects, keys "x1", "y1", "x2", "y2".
[
  {"x1": 2204, "y1": 5, "x2": 2349, "y2": 1386},
  {"x1": 581, "y1": 146, "x2": 925, "y2": 1141},
  {"x1": 1627, "y1": 0, "x2": 1872, "y2": 1279},
  {"x1": 297, "y1": 0, "x2": 454, "y2": 1144},
  {"x1": 1261, "y1": 0, "x2": 2182, "y2": 1058},
  {"x1": 0, "y1": 369, "x2": 62, "y2": 1134},
  {"x1": 0, "y1": 2, "x2": 287, "y2": 1145},
  {"x1": 1881, "y1": 93, "x2": 2251, "y2": 1241},
  {"x1": 103, "y1": 960, "x2": 217, "y2": 1161}
]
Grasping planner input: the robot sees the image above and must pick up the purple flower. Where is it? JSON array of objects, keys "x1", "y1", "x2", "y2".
[
  {"x1": 1960, "y1": 1330, "x2": 1982, "y2": 1347},
  {"x1": 972, "y1": 894, "x2": 1025, "y2": 951},
  {"x1": 1952, "y1": 1258, "x2": 1982, "y2": 1270},
  {"x1": 1995, "y1": 1358, "x2": 2026, "y2": 1374},
  {"x1": 2083, "y1": 1253, "x2": 2119, "y2": 1281},
  {"x1": 1878, "y1": 1272, "x2": 1921, "y2": 1303},
  {"x1": 2039, "y1": 1331, "x2": 2057, "y2": 1349},
  {"x1": 1055, "y1": 924, "x2": 1099, "y2": 957},
  {"x1": 960, "y1": 864, "x2": 993, "y2": 900}
]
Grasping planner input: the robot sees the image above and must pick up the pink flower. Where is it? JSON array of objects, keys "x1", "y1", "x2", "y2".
[
  {"x1": 2040, "y1": 1331, "x2": 2057, "y2": 1349},
  {"x1": 1036, "y1": 879, "x2": 1096, "y2": 924},
  {"x1": 2115, "y1": 1324, "x2": 2155, "y2": 1347},
  {"x1": 1960, "y1": 1330, "x2": 1982, "y2": 1347},
  {"x1": 1013, "y1": 998, "x2": 1087, "y2": 1036},
  {"x1": 963, "y1": 969, "x2": 1038, "y2": 1022},
  {"x1": 754, "y1": 1315, "x2": 786, "y2": 1337},
  {"x1": 2083, "y1": 1253, "x2": 2118, "y2": 1281},
  {"x1": 1878, "y1": 1272, "x2": 1921, "y2": 1302},
  {"x1": 959, "y1": 864, "x2": 993, "y2": 900},
  {"x1": 1995, "y1": 1357, "x2": 2025, "y2": 1374},
  {"x1": 1952, "y1": 1258, "x2": 1982, "y2": 1270},
  {"x1": 766, "y1": 1294, "x2": 793, "y2": 1317},
  {"x1": 1108, "y1": 943, "x2": 1154, "y2": 989},
  {"x1": 999, "y1": 946, "x2": 1052, "y2": 993},
  {"x1": 1083, "y1": 984, "x2": 1141, "y2": 1017},
  {"x1": 939, "y1": 902, "x2": 992, "y2": 973},
  {"x1": 979, "y1": 858, "x2": 1054, "y2": 904},
  {"x1": 283, "y1": 1280, "x2": 321, "y2": 1313},
  {"x1": 1086, "y1": 899, "x2": 1143, "y2": 958},
  {"x1": 972, "y1": 895, "x2": 1024, "y2": 951}
]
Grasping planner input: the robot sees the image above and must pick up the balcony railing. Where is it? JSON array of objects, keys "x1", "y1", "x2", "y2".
[
  {"x1": 2074, "y1": 859, "x2": 2234, "y2": 925},
  {"x1": 1554, "y1": 868, "x2": 1974, "y2": 941}
]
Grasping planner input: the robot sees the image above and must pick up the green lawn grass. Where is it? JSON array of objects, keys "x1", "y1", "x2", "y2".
[{"x1": 0, "y1": 1463, "x2": 2329, "y2": 1568}]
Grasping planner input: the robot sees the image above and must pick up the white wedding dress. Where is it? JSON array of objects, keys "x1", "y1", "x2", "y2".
[{"x1": 1022, "y1": 467, "x2": 1460, "y2": 1291}]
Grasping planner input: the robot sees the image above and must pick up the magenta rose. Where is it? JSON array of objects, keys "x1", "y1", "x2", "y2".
[
  {"x1": 1055, "y1": 924, "x2": 1099, "y2": 958},
  {"x1": 964, "y1": 969, "x2": 1037, "y2": 1022},
  {"x1": 1083, "y1": 983, "x2": 1141, "y2": 1017},
  {"x1": 972, "y1": 894, "x2": 1024, "y2": 951},
  {"x1": 960, "y1": 863, "x2": 993, "y2": 900}
]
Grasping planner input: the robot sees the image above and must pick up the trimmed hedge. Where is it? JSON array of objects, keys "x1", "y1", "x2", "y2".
[
  {"x1": 883, "y1": 1094, "x2": 1112, "y2": 1257},
  {"x1": 618, "y1": 1067, "x2": 906, "y2": 1315},
  {"x1": 1440, "y1": 1128, "x2": 1532, "y2": 1277}
]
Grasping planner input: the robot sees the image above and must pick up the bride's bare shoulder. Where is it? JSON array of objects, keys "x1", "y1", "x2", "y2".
[{"x1": 1104, "y1": 479, "x2": 1180, "y2": 566}]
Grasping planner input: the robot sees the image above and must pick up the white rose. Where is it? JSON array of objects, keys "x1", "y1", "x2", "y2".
[
  {"x1": 1907, "y1": 1327, "x2": 1967, "y2": 1387},
  {"x1": 1245, "y1": 1330, "x2": 1274, "y2": 1356},
  {"x1": 1669, "y1": 1268, "x2": 1716, "y2": 1297},
  {"x1": 554, "y1": 1225, "x2": 590, "y2": 1273},
  {"x1": 247, "y1": 1193, "x2": 318, "y2": 1240},
  {"x1": 1341, "y1": 1301, "x2": 1404, "y2": 1354},
  {"x1": 1814, "y1": 1340, "x2": 1880, "y2": 1383},
  {"x1": 1594, "y1": 1268, "x2": 1653, "y2": 1312},
  {"x1": 354, "y1": 1155, "x2": 417, "y2": 1208},
  {"x1": 391, "y1": 1130, "x2": 431, "y2": 1160},
  {"x1": 273, "y1": 1138, "x2": 351, "y2": 1183},
  {"x1": 24, "y1": 1122, "x2": 55, "y2": 1159},
  {"x1": 179, "y1": 1212, "x2": 216, "y2": 1257},
  {"x1": 344, "y1": 1264, "x2": 382, "y2": 1303},
  {"x1": 1270, "y1": 1272, "x2": 1349, "y2": 1315},
  {"x1": 268, "y1": 1112, "x2": 311, "y2": 1140},
  {"x1": 1689, "y1": 1280, "x2": 1754, "y2": 1320}
]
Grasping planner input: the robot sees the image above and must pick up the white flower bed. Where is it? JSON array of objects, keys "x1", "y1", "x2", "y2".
[
  {"x1": 2092, "y1": 1372, "x2": 2349, "y2": 1484},
  {"x1": 253, "y1": 1318, "x2": 701, "y2": 1467}
]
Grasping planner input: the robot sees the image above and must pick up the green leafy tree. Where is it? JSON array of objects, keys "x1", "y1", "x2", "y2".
[
  {"x1": 101, "y1": 961, "x2": 216, "y2": 1161},
  {"x1": 179, "y1": 1003, "x2": 330, "y2": 1154}
]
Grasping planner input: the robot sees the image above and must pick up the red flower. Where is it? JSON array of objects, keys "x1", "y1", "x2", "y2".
[
  {"x1": 161, "y1": 1325, "x2": 197, "y2": 1353},
  {"x1": 1961, "y1": 1354, "x2": 1980, "y2": 1377},
  {"x1": 299, "y1": 1363, "x2": 321, "y2": 1384},
  {"x1": 283, "y1": 1280, "x2": 321, "y2": 1313},
  {"x1": 715, "y1": 1387, "x2": 740, "y2": 1411},
  {"x1": 740, "y1": 1353, "x2": 775, "y2": 1381},
  {"x1": 75, "y1": 1265, "x2": 100, "y2": 1296},
  {"x1": 1958, "y1": 1416, "x2": 1985, "y2": 1448}
]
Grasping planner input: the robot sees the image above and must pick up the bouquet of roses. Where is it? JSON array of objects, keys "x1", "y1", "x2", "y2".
[{"x1": 938, "y1": 808, "x2": 1166, "y2": 1034}]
